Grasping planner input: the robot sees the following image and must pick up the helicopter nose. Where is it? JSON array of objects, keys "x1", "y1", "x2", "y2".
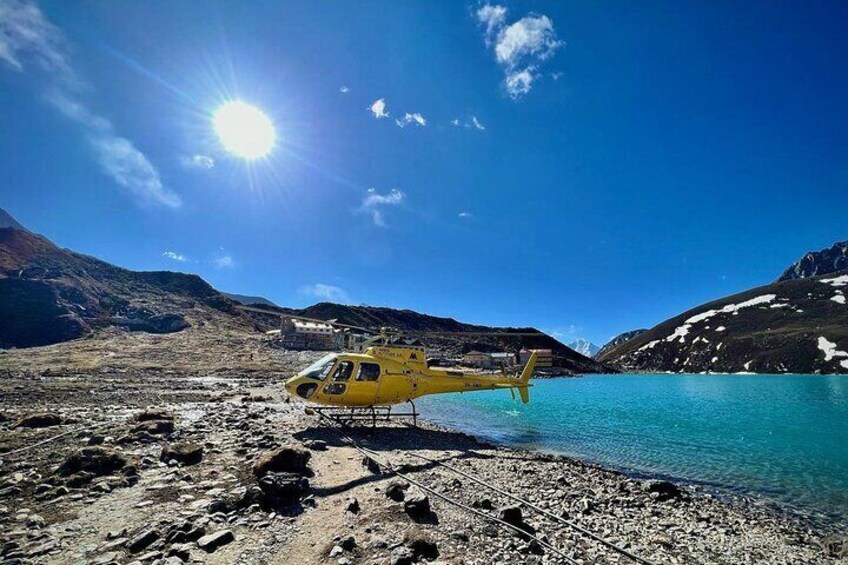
[{"x1": 285, "y1": 377, "x2": 318, "y2": 400}]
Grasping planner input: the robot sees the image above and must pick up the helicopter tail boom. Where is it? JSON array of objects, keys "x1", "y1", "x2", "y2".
[{"x1": 516, "y1": 351, "x2": 537, "y2": 404}]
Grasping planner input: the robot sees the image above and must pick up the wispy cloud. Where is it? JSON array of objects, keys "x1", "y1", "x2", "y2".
[
  {"x1": 339, "y1": 85, "x2": 349, "y2": 93},
  {"x1": 458, "y1": 211, "x2": 473, "y2": 218},
  {"x1": 215, "y1": 255, "x2": 234, "y2": 269},
  {"x1": 451, "y1": 116, "x2": 486, "y2": 130},
  {"x1": 360, "y1": 188, "x2": 404, "y2": 227},
  {"x1": 214, "y1": 248, "x2": 234, "y2": 269},
  {"x1": 395, "y1": 112, "x2": 426, "y2": 128},
  {"x1": 368, "y1": 98, "x2": 389, "y2": 119},
  {"x1": 162, "y1": 251, "x2": 187, "y2": 262},
  {"x1": 181, "y1": 154, "x2": 215, "y2": 169},
  {"x1": 0, "y1": 0, "x2": 179, "y2": 207},
  {"x1": 476, "y1": 4, "x2": 563, "y2": 99},
  {"x1": 477, "y1": 4, "x2": 507, "y2": 43},
  {"x1": 299, "y1": 283, "x2": 350, "y2": 303}
]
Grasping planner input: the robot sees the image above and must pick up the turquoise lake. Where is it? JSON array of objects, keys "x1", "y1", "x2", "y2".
[{"x1": 417, "y1": 374, "x2": 848, "y2": 524}]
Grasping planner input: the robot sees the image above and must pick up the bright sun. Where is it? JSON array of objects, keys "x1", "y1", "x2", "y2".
[{"x1": 213, "y1": 101, "x2": 276, "y2": 159}]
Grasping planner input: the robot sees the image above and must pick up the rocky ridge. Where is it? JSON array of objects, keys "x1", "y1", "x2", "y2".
[{"x1": 778, "y1": 240, "x2": 848, "y2": 282}]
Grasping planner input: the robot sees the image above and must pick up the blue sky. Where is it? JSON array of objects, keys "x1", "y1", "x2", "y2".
[{"x1": 2, "y1": 1, "x2": 847, "y2": 346}]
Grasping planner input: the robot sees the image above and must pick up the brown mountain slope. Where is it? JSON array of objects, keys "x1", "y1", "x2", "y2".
[{"x1": 0, "y1": 225, "x2": 245, "y2": 349}]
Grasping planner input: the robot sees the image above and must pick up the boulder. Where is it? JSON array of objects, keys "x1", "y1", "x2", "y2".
[
  {"x1": 56, "y1": 447, "x2": 130, "y2": 477},
  {"x1": 252, "y1": 446, "x2": 311, "y2": 477},
  {"x1": 160, "y1": 442, "x2": 203, "y2": 466},
  {"x1": 15, "y1": 413, "x2": 62, "y2": 428}
]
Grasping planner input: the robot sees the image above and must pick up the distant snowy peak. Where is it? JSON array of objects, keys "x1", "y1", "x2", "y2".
[
  {"x1": 568, "y1": 338, "x2": 600, "y2": 358},
  {"x1": 596, "y1": 329, "x2": 647, "y2": 360},
  {"x1": 778, "y1": 240, "x2": 848, "y2": 282}
]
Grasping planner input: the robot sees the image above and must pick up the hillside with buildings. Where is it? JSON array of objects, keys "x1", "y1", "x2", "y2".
[{"x1": 241, "y1": 303, "x2": 608, "y2": 374}]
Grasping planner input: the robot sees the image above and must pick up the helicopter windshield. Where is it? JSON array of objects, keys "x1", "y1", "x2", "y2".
[{"x1": 297, "y1": 353, "x2": 338, "y2": 381}]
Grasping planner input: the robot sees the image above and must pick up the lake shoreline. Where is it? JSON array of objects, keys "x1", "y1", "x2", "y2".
[{"x1": 418, "y1": 413, "x2": 847, "y2": 534}]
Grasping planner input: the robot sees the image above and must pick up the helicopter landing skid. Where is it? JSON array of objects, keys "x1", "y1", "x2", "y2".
[{"x1": 314, "y1": 401, "x2": 418, "y2": 428}]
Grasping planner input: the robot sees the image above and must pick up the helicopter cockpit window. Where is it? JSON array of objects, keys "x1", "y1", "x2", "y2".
[
  {"x1": 298, "y1": 354, "x2": 337, "y2": 381},
  {"x1": 331, "y1": 361, "x2": 354, "y2": 381},
  {"x1": 323, "y1": 382, "x2": 346, "y2": 395},
  {"x1": 356, "y1": 363, "x2": 381, "y2": 382}
]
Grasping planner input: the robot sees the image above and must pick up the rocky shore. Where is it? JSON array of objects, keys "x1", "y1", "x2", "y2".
[{"x1": 0, "y1": 331, "x2": 845, "y2": 564}]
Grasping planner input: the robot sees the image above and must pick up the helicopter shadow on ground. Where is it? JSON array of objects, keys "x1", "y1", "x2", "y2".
[{"x1": 293, "y1": 424, "x2": 490, "y2": 453}]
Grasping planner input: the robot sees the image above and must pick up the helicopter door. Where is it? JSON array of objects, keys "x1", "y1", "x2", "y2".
[
  {"x1": 345, "y1": 362, "x2": 381, "y2": 406},
  {"x1": 322, "y1": 360, "x2": 354, "y2": 404}
]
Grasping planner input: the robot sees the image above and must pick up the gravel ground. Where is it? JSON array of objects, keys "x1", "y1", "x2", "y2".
[{"x1": 0, "y1": 330, "x2": 845, "y2": 564}]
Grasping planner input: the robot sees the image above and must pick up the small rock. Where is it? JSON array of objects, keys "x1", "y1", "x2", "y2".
[
  {"x1": 404, "y1": 491, "x2": 432, "y2": 520},
  {"x1": 405, "y1": 531, "x2": 438, "y2": 560},
  {"x1": 197, "y1": 529, "x2": 234, "y2": 552},
  {"x1": 15, "y1": 413, "x2": 62, "y2": 428},
  {"x1": 56, "y1": 447, "x2": 130, "y2": 477},
  {"x1": 127, "y1": 528, "x2": 159, "y2": 553},
  {"x1": 252, "y1": 446, "x2": 311, "y2": 477},
  {"x1": 160, "y1": 442, "x2": 204, "y2": 466},
  {"x1": 339, "y1": 535, "x2": 356, "y2": 551},
  {"x1": 389, "y1": 546, "x2": 414, "y2": 565},
  {"x1": 304, "y1": 440, "x2": 327, "y2": 451},
  {"x1": 345, "y1": 497, "x2": 360, "y2": 514},
  {"x1": 385, "y1": 479, "x2": 409, "y2": 502},
  {"x1": 643, "y1": 480, "x2": 684, "y2": 502}
]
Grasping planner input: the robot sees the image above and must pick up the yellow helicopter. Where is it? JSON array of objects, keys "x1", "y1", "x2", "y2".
[
  {"x1": 285, "y1": 344, "x2": 537, "y2": 409},
  {"x1": 236, "y1": 305, "x2": 540, "y2": 424}
]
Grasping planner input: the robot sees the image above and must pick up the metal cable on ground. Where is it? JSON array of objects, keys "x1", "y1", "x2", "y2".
[
  {"x1": 404, "y1": 451, "x2": 657, "y2": 565},
  {"x1": 1, "y1": 419, "x2": 118, "y2": 458},
  {"x1": 315, "y1": 412, "x2": 581, "y2": 564}
]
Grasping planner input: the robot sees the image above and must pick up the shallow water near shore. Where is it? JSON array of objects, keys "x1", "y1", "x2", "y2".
[{"x1": 417, "y1": 373, "x2": 848, "y2": 525}]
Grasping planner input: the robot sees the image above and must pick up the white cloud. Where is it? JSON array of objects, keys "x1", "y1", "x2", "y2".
[
  {"x1": 182, "y1": 154, "x2": 215, "y2": 169},
  {"x1": 162, "y1": 251, "x2": 186, "y2": 262},
  {"x1": 360, "y1": 188, "x2": 404, "y2": 227},
  {"x1": 0, "y1": 1, "x2": 179, "y2": 207},
  {"x1": 476, "y1": 5, "x2": 563, "y2": 98},
  {"x1": 368, "y1": 98, "x2": 389, "y2": 119},
  {"x1": 299, "y1": 283, "x2": 350, "y2": 303},
  {"x1": 339, "y1": 85, "x2": 349, "y2": 93},
  {"x1": 458, "y1": 211, "x2": 472, "y2": 218},
  {"x1": 451, "y1": 118, "x2": 460, "y2": 126},
  {"x1": 395, "y1": 112, "x2": 426, "y2": 128},
  {"x1": 471, "y1": 116, "x2": 486, "y2": 130},
  {"x1": 477, "y1": 4, "x2": 507, "y2": 44}
]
